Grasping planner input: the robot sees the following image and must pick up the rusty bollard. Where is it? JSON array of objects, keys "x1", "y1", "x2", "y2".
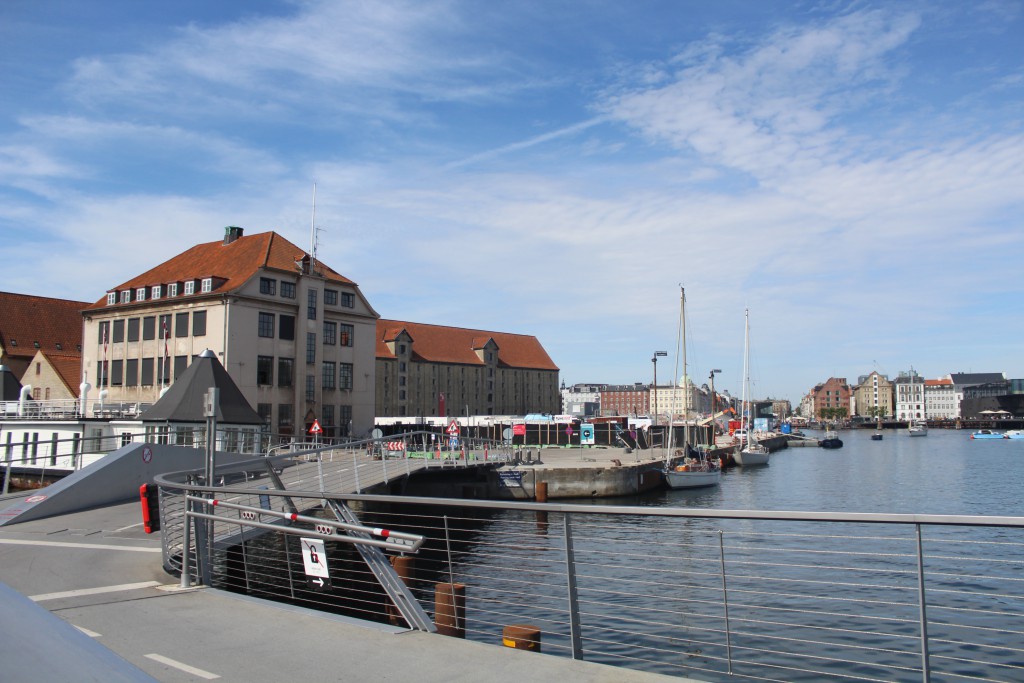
[
  {"x1": 502, "y1": 624, "x2": 541, "y2": 652},
  {"x1": 434, "y1": 582, "x2": 466, "y2": 637},
  {"x1": 535, "y1": 481, "x2": 548, "y2": 503},
  {"x1": 387, "y1": 556, "x2": 415, "y2": 625}
]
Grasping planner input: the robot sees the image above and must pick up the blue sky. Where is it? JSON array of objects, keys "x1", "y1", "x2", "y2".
[{"x1": 2, "y1": 1, "x2": 1022, "y2": 405}]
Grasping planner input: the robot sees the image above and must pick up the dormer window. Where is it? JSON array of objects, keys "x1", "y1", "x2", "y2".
[
  {"x1": 106, "y1": 292, "x2": 117, "y2": 306},
  {"x1": 201, "y1": 277, "x2": 212, "y2": 293},
  {"x1": 120, "y1": 290, "x2": 131, "y2": 304},
  {"x1": 33, "y1": 341, "x2": 40, "y2": 348},
  {"x1": 136, "y1": 287, "x2": 146, "y2": 301},
  {"x1": 184, "y1": 280, "x2": 195, "y2": 295},
  {"x1": 56, "y1": 343, "x2": 63, "y2": 351},
  {"x1": 151, "y1": 285, "x2": 162, "y2": 299},
  {"x1": 168, "y1": 282, "x2": 179, "y2": 297}
]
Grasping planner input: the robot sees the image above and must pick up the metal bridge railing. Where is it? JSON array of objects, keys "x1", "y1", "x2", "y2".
[{"x1": 155, "y1": 452, "x2": 1024, "y2": 683}]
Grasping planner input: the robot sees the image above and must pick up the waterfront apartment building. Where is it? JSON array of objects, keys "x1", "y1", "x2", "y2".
[
  {"x1": 852, "y1": 372, "x2": 894, "y2": 418},
  {"x1": 924, "y1": 378, "x2": 956, "y2": 420},
  {"x1": 81, "y1": 227, "x2": 379, "y2": 439},
  {"x1": 807, "y1": 377, "x2": 852, "y2": 418},
  {"x1": 375, "y1": 320, "x2": 559, "y2": 417},
  {"x1": 0, "y1": 292, "x2": 88, "y2": 392},
  {"x1": 600, "y1": 384, "x2": 649, "y2": 417},
  {"x1": 893, "y1": 370, "x2": 925, "y2": 421}
]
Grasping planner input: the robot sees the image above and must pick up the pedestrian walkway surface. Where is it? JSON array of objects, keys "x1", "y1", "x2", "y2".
[{"x1": 0, "y1": 499, "x2": 699, "y2": 683}]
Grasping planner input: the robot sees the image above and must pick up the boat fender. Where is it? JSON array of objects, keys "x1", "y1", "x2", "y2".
[{"x1": 676, "y1": 465, "x2": 689, "y2": 472}]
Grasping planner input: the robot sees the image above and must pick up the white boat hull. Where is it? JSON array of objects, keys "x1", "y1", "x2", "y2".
[
  {"x1": 735, "y1": 447, "x2": 769, "y2": 466},
  {"x1": 665, "y1": 468, "x2": 720, "y2": 489}
]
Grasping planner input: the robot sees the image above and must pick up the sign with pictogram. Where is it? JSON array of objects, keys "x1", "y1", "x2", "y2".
[
  {"x1": 309, "y1": 419, "x2": 323, "y2": 435},
  {"x1": 300, "y1": 537, "x2": 331, "y2": 589},
  {"x1": 142, "y1": 446, "x2": 153, "y2": 463},
  {"x1": 446, "y1": 420, "x2": 460, "y2": 436},
  {"x1": 565, "y1": 426, "x2": 574, "y2": 437},
  {"x1": 581, "y1": 423, "x2": 595, "y2": 445}
]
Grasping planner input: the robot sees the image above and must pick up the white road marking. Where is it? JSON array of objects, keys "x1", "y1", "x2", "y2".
[
  {"x1": 74, "y1": 625, "x2": 101, "y2": 637},
  {"x1": 30, "y1": 580, "x2": 161, "y2": 602},
  {"x1": 0, "y1": 538, "x2": 161, "y2": 553},
  {"x1": 114, "y1": 522, "x2": 144, "y2": 532},
  {"x1": 145, "y1": 654, "x2": 220, "y2": 679}
]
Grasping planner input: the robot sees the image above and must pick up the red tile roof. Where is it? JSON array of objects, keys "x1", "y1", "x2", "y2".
[
  {"x1": 41, "y1": 351, "x2": 84, "y2": 396},
  {"x1": 376, "y1": 319, "x2": 558, "y2": 371},
  {"x1": 85, "y1": 230, "x2": 354, "y2": 310},
  {"x1": 925, "y1": 378, "x2": 953, "y2": 386},
  {"x1": 0, "y1": 292, "x2": 88, "y2": 364}
]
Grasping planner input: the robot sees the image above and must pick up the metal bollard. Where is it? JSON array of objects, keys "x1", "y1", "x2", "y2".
[
  {"x1": 535, "y1": 481, "x2": 548, "y2": 503},
  {"x1": 434, "y1": 582, "x2": 466, "y2": 638},
  {"x1": 502, "y1": 624, "x2": 541, "y2": 652},
  {"x1": 388, "y1": 556, "x2": 415, "y2": 626}
]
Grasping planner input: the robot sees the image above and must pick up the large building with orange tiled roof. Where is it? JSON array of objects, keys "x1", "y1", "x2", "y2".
[
  {"x1": 0, "y1": 291, "x2": 88, "y2": 384},
  {"x1": 376, "y1": 319, "x2": 559, "y2": 417},
  {"x1": 81, "y1": 227, "x2": 378, "y2": 439}
]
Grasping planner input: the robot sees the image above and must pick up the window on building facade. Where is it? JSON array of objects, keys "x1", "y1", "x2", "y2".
[
  {"x1": 260, "y1": 277, "x2": 276, "y2": 295},
  {"x1": 278, "y1": 404, "x2": 293, "y2": 431},
  {"x1": 136, "y1": 288, "x2": 146, "y2": 302},
  {"x1": 339, "y1": 363, "x2": 353, "y2": 390},
  {"x1": 184, "y1": 280, "x2": 195, "y2": 295},
  {"x1": 174, "y1": 355, "x2": 188, "y2": 380},
  {"x1": 323, "y1": 321, "x2": 336, "y2": 345},
  {"x1": 281, "y1": 281, "x2": 295, "y2": 299},
  {"x1": 305, "y1": 375, "x2": 315, "y2": 401},
  {"x1": 278, "y1": 358, "x2": 293, "y2": 388},
  {"x1": 279, "y1": 315, "x2": 294, "y2": 341},
  {"x1": 111, "y1": 360, "x2": 123, "y2": 386},
  {"x1": 127, "y1": 318, "x2": 140, "y2": 342},
  {"x1": 168, "y1": 282, "x2": 178, "y2": 297},
  {"x1": 106, "y1": 292, "x2": 117, "y2": 306},
  {"x1": 340, "y1": 324, "x2": 353, "y2": 347},
  {"x1": 341, "y1": 292, "x2": 354, "y2": 308},
  {"x1": 339, "y1": 406, "x2": 352, "y2": 435},
  {"x1": 151, "y1": 285, "x2": 161, "y2": 299},
  {"x1": 324, "y1": 289, "x2": 337, "y2": 306},
  {"x1": 111, "y1": 319, "x2": 123, "y2": 343},
  {"x1": 306, "y1": 333, "x2": 316, "y2": 364},
  {"x1": 125, "y1": 359, "x2": 138, "y2": 386},
  {"x1": 140, "y1": 358, "x2": 154, "y2": 386},
  {"x1": 121, "y1": 290, "x2": 131, "y2": 304},
  {"x1": 192, "y1": 310, "x2": 206, "y2": 336},
  {"x1": 143, "y1": 316, "x2": 156, "y2": 341},
  {"x1": 322, "y1": 405, "x2": 334, "y2": 428},
  {"x1": 307, "y1": 289, "x2": 318, "y2": 320},
  {"x1": 322, "y1": 362, "x2": 336, "y2": 390},
  {"x1": 258, "y1": 312, "x2": 275, "y2": 338},
  {"x1": 257, "y1": 403, "x2": 272, "y2": 426},
  {"x1": 201, "y1": 278, "x2": 212, "y2": 293},
  {"x1": 96, "y1": 361, "x2": 108, "y2": 386},
  {"x1": 176, "y1": 312, "x2": 189, "y2": 337},
  {"x1": 257, "y1": 356, "x2": 274, "y2": 385}
]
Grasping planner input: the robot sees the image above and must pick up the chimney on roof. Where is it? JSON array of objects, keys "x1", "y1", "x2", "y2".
[{"x1": 224, "y1": 226, "x2": 244, "y2": 244}]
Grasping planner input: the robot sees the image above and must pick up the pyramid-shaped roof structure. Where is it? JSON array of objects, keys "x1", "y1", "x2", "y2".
[{"x1": 139, "y1": 350, "x2": 262, "y2": 424}]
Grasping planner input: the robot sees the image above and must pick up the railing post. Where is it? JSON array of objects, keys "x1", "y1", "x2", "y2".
[
  {"x1": 353, "y1": 452, "x2": 361, "y2": 493},
  {"x1": 180, "y1": 496, "x2": 193, "y2": 588},
  {"x1": 444, "y1": 515, "x2": 455, "y2": 585},
  {"x1": 563, "y1": 513, "x2": 584, "y2": 660},
  {"x1": 719, "y1": 530, "x2": 733, "y2": 674},
  {"x1": 915, "y1": 524, "x2": 932, "y2": 682}
]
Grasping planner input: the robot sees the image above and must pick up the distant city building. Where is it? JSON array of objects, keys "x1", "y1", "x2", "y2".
[
  {"x1": 81, "y1": 227, "x2": 379, "y2": 439},
  {"x1": 769, "y1": 398, "x2": 792, "y2": 421},
  {"x1": 894, "y1": 370, "x2": 925, "y2": 421},
  {"x1": 924, "y1": 378, "x2": 956, "y2": 420},
  {"x1": 0, "y1": 292, "x2": 88, "y2": 394},
  {"x1": 375, "y1": 319, "x2": 559, "y2": 418},
  {"x1": 600, "y1": 384, "x2": 649, "y2": 417},
  {"x1": 560, "y1": 383, "x2": 605, "y2": 418},
  {"x1": 946, "y1": 372, "x2": 1006, "y2": 418},
  {"x1": 807, "y1": 377, "x2": 852, "y2": 418},
  {"x1": 852, "y1": 372, "x2": 894, "y2": 417}
]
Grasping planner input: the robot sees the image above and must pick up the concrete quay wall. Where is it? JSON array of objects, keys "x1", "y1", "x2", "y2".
[{"x1": 486, "y1": 447, "x2": 666, "y2": 500}]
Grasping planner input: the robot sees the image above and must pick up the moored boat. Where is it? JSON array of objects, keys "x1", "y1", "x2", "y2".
[
  {"x1": 908, "y1": 420, "x2": 927, "y2": 437},
  {"x1": 971, "y1": 429, "x2": 1005, "y2": 439},
  {"x1": 1005, "y1": 430, "x2": 1024, "y2": 439},
  {"x1": 819, "y1": 430, "x2": 844, "y2": 449},
  {"x1": 871, "y1": 432, "x2": 883, "y2": 441},
  {"x1": 734, "y1": 309, "x2": 769, "y2": 467}
]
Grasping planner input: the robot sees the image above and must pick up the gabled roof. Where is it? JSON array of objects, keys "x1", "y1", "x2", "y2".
[
  {"x1": 0, "y1": 291, "x2": 88, "y2": 362},
  {"x1": 139, "y1": 350, "x2": 263, "y2": 424},
  {"x1": 376, "y1": 319, "x2": 558, "y2": 371},
  {"x1": 39, "y1": 351, "x2": 84, "y2": 397},
  {"x1": 85, "y1": 230, "x2": 355, "y2": 311}
]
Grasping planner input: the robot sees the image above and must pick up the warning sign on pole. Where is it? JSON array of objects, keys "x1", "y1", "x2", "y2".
[
  {"x1": 301, "y1": 537, "x2": 331, "y2": 589},
  {"x1": 446, "y1": 419, "x2": 460, "y2": 436},
  {"x1": 309, "y1": 419, "x2": 322, "y2": 435}
]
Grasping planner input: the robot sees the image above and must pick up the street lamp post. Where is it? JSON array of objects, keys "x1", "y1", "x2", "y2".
[
  {"x1": 709, "y1": 369, "x2": 721, "y2": 440},
  {"x1": 652, "y1": 351, "x2": 667, "y2": 426}
]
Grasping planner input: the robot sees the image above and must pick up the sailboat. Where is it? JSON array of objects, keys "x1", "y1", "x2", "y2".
[
  {"x1": 664, "y1": 287, "x2": 721, "y2": 489},
  {"x1": 734, "y1": 309, "x2": 769, "y2": 466}
]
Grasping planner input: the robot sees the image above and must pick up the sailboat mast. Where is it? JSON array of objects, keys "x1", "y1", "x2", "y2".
[
  {"x1": 742, "y1": 309, "x2": 750, "y2": 435},
  {"x1": 681, "y1": 287, "x2": 688, "y2": 448}
]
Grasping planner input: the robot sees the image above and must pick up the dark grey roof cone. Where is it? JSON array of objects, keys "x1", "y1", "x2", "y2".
[
  {"x1": 0, "y1": 365, "x2": 24, "y2": 401},
  {"x1": 139, "y1": 350, "x2": 263, "y2": 424}
]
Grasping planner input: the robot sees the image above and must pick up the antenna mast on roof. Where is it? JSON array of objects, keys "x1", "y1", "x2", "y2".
[{"x1": 310, "y1": 182, "x2": 318, "y2": 275}]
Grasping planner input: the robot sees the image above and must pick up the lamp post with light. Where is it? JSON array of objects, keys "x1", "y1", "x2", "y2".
[
  {"x1": 652, "y1": 351, "x2": 667, "y2": 427},
  {"x1": 709, "y1": 369, "x2": 722, "y2": 439}
]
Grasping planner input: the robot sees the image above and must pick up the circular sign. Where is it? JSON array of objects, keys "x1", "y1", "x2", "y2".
[
  {"x1": 565, "y1": 426, "x2": 574, "y2": 436},
  {"x1": 142, "y1": 446, "x2": 153, "y2": 463},
  {"x1": 371, "y1": 428, "x2": 383, "y2": 439},
  {"x1": 502, "y1": 427, "x2": 513, "y2": 440},
  {"x1": 26, "y1": 494, "x2": 47, "y2": 503}
]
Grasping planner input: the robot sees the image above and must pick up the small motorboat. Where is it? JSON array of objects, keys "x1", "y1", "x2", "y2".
[
  {"x1": 819, "y1": 430, "x2": 844, "y2": 449},
  {"x1": 1005, "y1": 430, "x2": 1024, "y2": 439},
  {"x1": 971, "y1": 430, "x2": 1005, "y2": 440},
  {"x1": 871, "y1": 432, "x2": 883, "y2": 441}
]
